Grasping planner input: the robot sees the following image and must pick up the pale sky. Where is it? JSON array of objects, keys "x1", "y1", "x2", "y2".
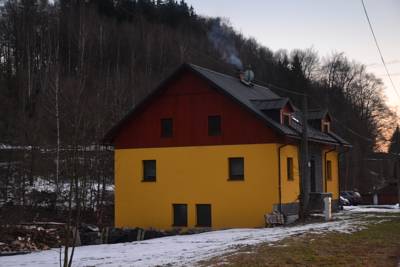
[{"x1": 186, "y1": 0, "x2": 400, "y2": 111}]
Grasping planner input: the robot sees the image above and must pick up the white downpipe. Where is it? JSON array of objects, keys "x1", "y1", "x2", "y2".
[{"x1": 324, "y1": 196, "x2": 332, "y2": 221}]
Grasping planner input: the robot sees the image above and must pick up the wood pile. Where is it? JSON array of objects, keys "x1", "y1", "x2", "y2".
[
  {"x1": 265, "y1": 211, "x2": 285, "y2": 227},
  {"x1": 0, "y1": 223, "x2": 64, "y2": 254}
]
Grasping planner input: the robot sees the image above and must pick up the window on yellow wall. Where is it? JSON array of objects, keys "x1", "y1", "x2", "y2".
[
  {"x1": 196, "y1": 204, "x2": 212, "y2": 227},
  {"x1": 327, "y1": 160, "x2": 332, "y2": 180},
  {"x1": 173, "y1": 204, "x2": 187, "y2": 227},
  {"x1": 228, "y1": 157, "x2": 244, "y2": 180},
  {"x1": 287, "y1": 157, "x2": 294, "y2": 181},
  {"x1": 143, "y1": 160, "x2": 156, "y2": 181}
]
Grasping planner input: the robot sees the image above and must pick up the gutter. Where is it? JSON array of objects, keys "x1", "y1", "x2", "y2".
[
  {"x1": 324, "y1": 147, "x2": 337, "y2": 193},
  {"x1": 278, "y1": 144, "x2": 288, "y2": 213}
]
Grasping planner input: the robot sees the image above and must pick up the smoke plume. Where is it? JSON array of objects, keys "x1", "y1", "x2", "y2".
[{"x1": 208, "y1": 19, "x2": 243, "y2": 70}]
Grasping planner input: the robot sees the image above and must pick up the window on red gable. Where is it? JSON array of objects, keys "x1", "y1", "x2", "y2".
[
  {"x1": 161, "y1": 118, "x2": 173, "y2": 137},
  {"x1": 208, "y1": 115, "x2": 221, "y2": 136}
]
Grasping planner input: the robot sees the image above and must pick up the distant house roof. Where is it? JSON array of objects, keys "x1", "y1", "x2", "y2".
[{"x1": 103, "y1": 63, "x2": 350, "y2": 146}]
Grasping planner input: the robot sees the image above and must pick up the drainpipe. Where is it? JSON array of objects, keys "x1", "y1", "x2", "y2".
[
  {"x1": 278, "y1": 144, "x2": 288, "y2": 213},
  {"x1": 324, "y1": 147, "x2": 337, "y2": 193}
]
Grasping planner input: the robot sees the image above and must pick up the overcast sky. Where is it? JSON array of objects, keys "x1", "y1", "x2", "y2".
[{"x1": 185, "y1": 0, "x2": 400, "y2": 110}]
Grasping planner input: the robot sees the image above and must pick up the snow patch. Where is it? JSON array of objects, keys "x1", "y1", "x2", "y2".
[
  {"x1": 1, "y1": 206, "x2": 399, "y2": 267},
  {"x1": 0, "y1": 218, "x2": 367, "y2": 267},
  {"x1": 343, "y1": 205, "x2": 400, "y2": 213}
]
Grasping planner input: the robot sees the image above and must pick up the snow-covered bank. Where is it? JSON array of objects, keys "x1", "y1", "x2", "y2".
[
  {"x1": 343, "y1": 204, "x2": 400, "y2": 213},
  {"x1": 1, "y1": 206, "x2": 399, "y2": 267}
]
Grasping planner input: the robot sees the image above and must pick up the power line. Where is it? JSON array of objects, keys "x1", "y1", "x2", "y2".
[
  {"x1": 263, "y1": 81, "x2": 381, "y2": 143},
  {"x1": 331, "y1": 117, "x2": 381, "y2": 143},
  {"x1": 254, "y1": 79, "x2": 307, "y2": 96},
  {"x1": 267, "y1": 86, "x2": 385, "y2": 143},
  {"x1": 191, "y1": 42, "x2": 389, "y2": 144},
  {"x1": 305, "y1": 92, "x2": 392, "y2": 143},
  {"x1": 378, "y1": 72, "x2": 400, "y2": 77},
  {"x1": 366, "y1": 59, "x2": 400, "y2": 68},
  {"x1": 361, "y1": 0, "x2": 400, "y2": 101},
  {"x1": 263, "y1": 83, "x2": 381, "y2": 143},
  {"x1": 256, "y1": 76, "x2": 382, "y2": 143}
]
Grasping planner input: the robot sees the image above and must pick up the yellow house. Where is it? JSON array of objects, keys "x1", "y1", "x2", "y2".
[{"x1": 104, "y1": 64, "x2": 349, "y2": 229}]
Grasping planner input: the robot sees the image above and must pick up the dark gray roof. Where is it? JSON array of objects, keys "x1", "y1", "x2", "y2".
[
  {"x1": 190, "y1": 64, "x2": 348, "y2": 146},
  {"x1": 294, "y1": 122, "x2": 339, "y2": 144},
  {"x1": 104, "y1": 63, "x2": 349, "y2": 146},
  {"x1": 190, "y1": 64, "x2": 279, "y2": 100},
  {"x1": 250, "y1": 98, "x2": 291, "y2": 111},
  {"x1": 290, "y1": 113, "x2": 341, "y2": 145},
  {"x1": 328, "y1": 132, "x2": 351, "y2": 146},
  {"x1": 190, "y1": 64, "x2": 298, "y2": 137},
  {"x1": 308, "y1": 109, "x2": 329, "y2": 120}
]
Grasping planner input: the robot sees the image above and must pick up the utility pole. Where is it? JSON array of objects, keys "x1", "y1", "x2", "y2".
[{"x1": 300, "y1": 94, "x2": 310, "y2": 219}]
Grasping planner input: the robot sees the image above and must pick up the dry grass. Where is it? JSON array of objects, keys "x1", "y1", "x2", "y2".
[{"x1": 201, "y1": 215, "x2": 400, "y2": 267}]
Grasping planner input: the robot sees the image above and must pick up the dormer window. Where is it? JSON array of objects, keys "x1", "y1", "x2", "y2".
[
  {"x1": 322, "y1": 114, "x2": 331, "y2": 133},
  {"x1": 282, "y1": 112, "x2": 291, "y2": 126},
  {"x1": 322, "y1": 121, "x2": 330, "y2": 133},
  {"x1": 308, "y1": 110, "x2": 332, "y2": 133},
  {"x1": 279, "y1": 102, "x2": 294, "y2": 126}
]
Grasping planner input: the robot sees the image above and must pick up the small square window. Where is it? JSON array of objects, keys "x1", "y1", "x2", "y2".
[
  {"x1": 287, "y1": 157, "x2": 294, "y2": 181},
  {"x1": 143, "y1": 160, "x2": 156, "y2": 181},
  {"x1": 173, "y1": 204, "x2": 187, "y2": 227},
  {"x1": 196, "y1": 204, "x2": 211, "y2": 227},
  {"x1": 161, "y1": 118, "x2": 173, "y2": 137},
  {"x1": 327, "y1": 160, "x2": 332, "y2": 180},
  {"x1": 208, "y1": 115, "x2": 221, "y2": 136},
  {"x1": 229, "y1": 157, "x2": 244, "y2": 180}
]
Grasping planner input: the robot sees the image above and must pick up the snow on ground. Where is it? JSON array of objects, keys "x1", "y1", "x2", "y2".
[
  {"x1": 28, "y1": 177, "x2": 115, "y2": 193},
  {"x1": 1, "y1": 205, "x2": 399, "y2": 267},
  {"x1": 343, "y1": 204, "x2": 400, "y2": 213}
]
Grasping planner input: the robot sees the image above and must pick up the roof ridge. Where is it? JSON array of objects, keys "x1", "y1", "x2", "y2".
[
  {"x1": 188, "y1": 63, "x2": 239, "y2": 81},
  {"x1": 188, "y1": 63, "x2": 275, "y2": 93}
]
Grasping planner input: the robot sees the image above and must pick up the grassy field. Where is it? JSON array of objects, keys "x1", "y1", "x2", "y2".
[{"x1": 202, "y1": 214, "x2": 400, "y2": 267}]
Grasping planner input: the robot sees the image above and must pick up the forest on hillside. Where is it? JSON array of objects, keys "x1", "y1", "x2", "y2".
[{"x1": 0, "y1": 0, "x2": 398, "y2": 224}]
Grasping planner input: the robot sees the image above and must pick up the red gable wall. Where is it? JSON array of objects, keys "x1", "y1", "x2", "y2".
[
  {"x1": 282, "y1": 103, "x2": 293, "y2": 114},
  {"x1": 113, "y1": 70, "x2": 283, "y2": 149}
]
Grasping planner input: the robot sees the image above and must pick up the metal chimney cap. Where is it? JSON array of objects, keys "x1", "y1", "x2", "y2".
[{"x1": 240, "y1": 69, "x2": 254, "y2": 86}]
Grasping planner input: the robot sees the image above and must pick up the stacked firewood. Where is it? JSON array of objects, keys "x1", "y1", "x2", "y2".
[{"x1": 0, "y1": 223, "x2": 64, "y2": 254}]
